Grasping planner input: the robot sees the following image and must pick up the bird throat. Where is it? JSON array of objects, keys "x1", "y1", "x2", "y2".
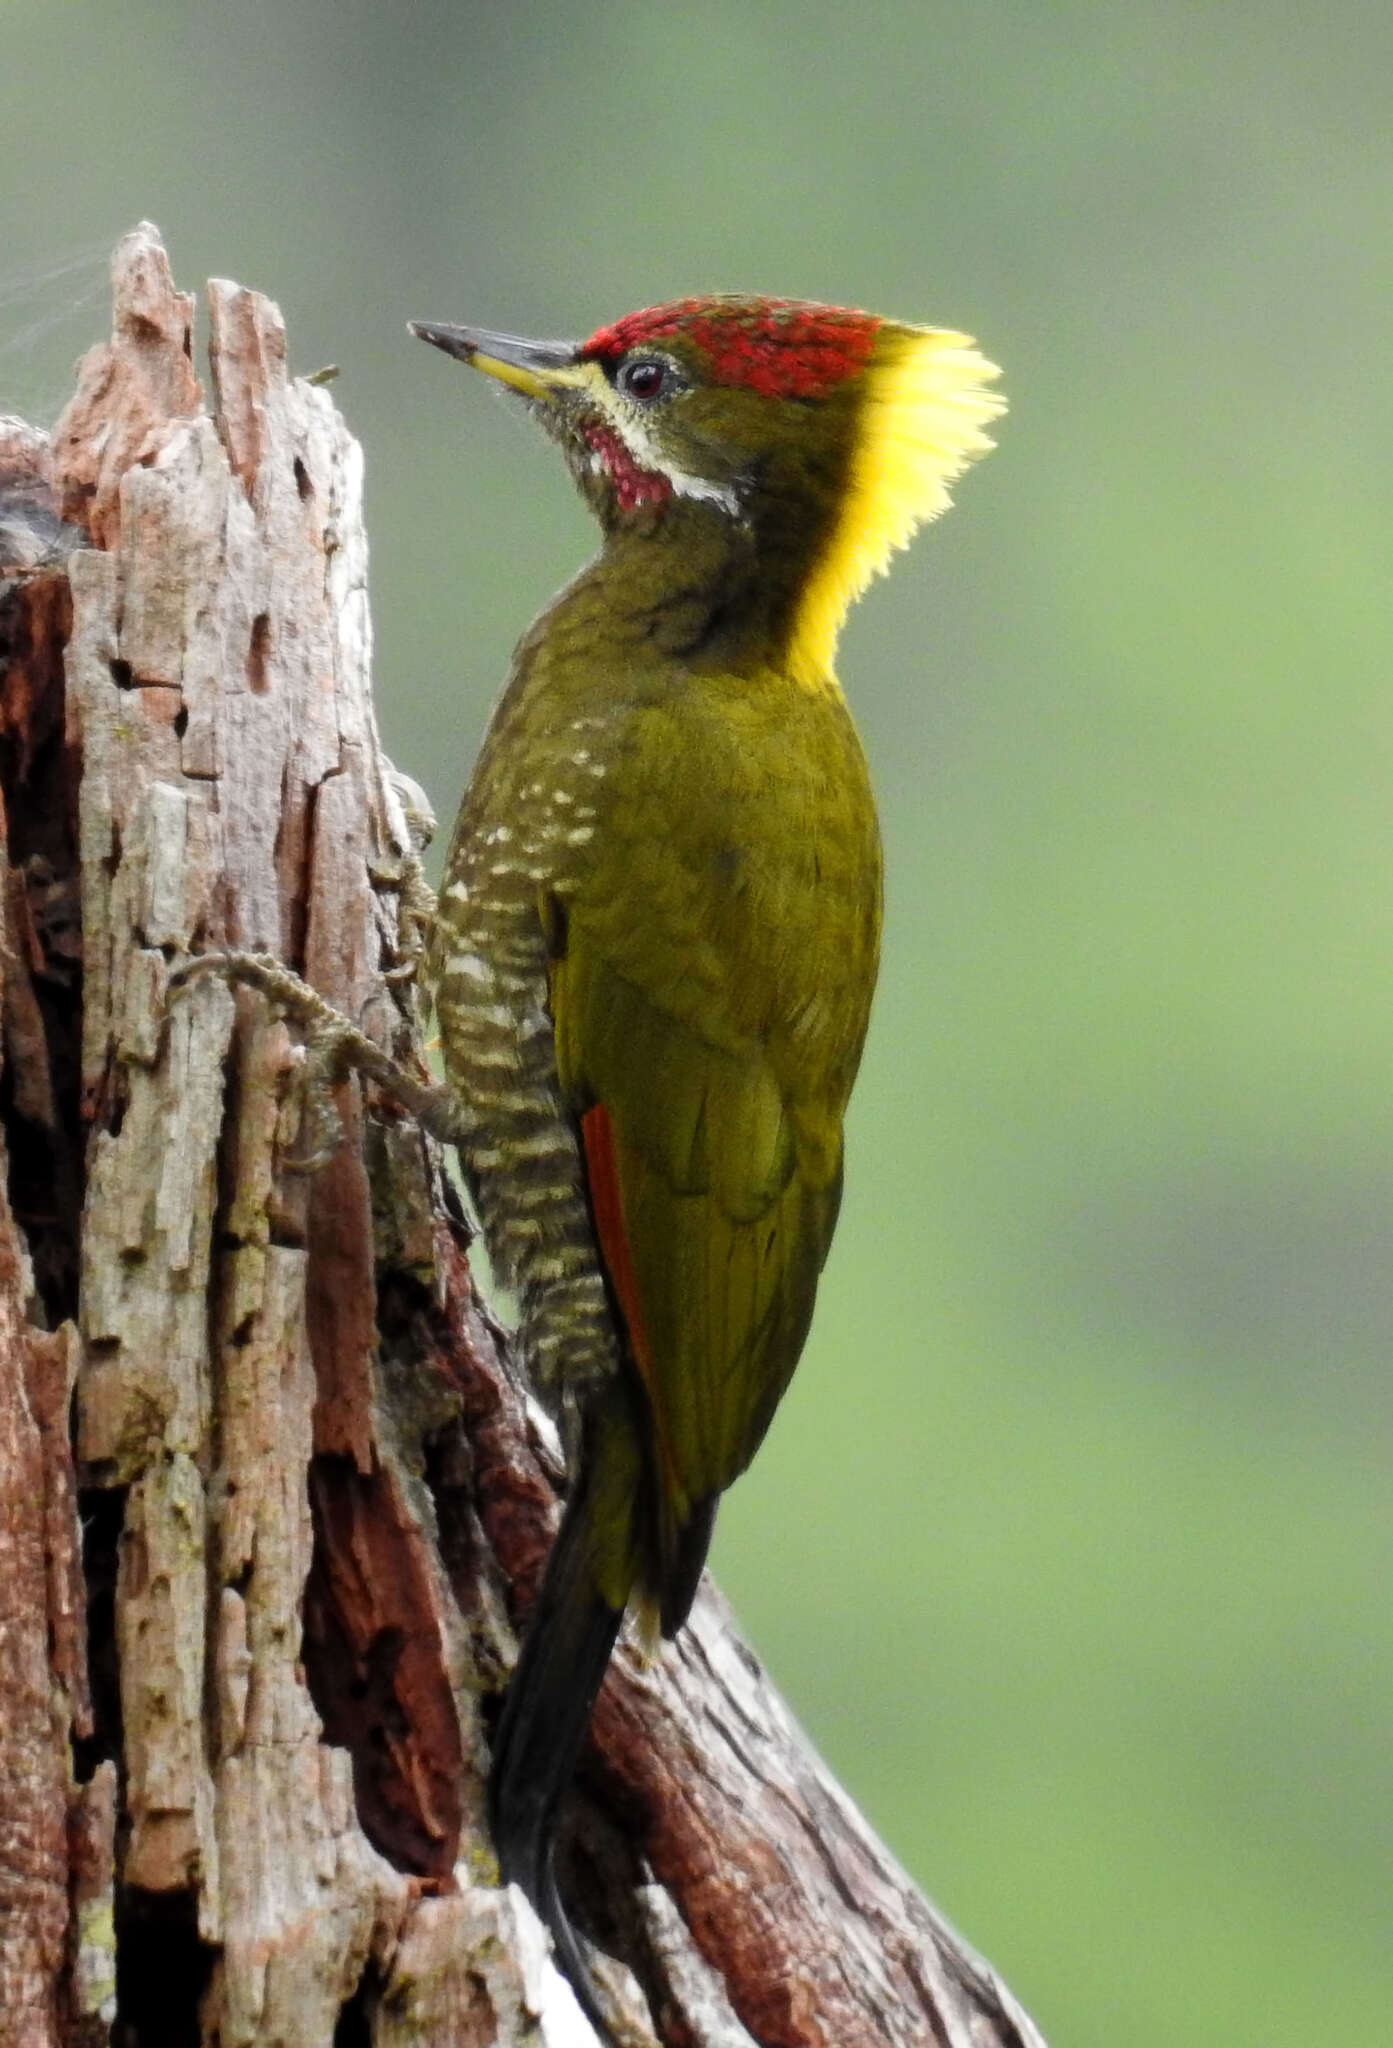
[{"x1": 582, "y1": 420, "x2": 673, "y2": 512}]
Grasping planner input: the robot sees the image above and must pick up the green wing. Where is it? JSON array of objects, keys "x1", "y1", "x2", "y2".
[
  {"x1": 557, "y1": 942, "x2": 841, "y2": 1508},
  {"x1": 547, "y1": 683, "x2": 880, "y2": 1618}
]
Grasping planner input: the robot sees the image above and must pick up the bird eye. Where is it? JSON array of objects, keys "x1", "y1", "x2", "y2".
[{"x1": 616, "y1": 356, "x2": 671, "y2": 403}]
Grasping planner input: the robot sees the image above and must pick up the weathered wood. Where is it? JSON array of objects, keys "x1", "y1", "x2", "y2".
[
  {"x1": 0, "y1": 226, "x2": 1049, "y2": 2048},
  {"x1": 0, "y1": 413, "x2": 91, "y2": 2048},
  {"x1": 0, "y1": 1192, "x2": 76, "y2": 2045}
]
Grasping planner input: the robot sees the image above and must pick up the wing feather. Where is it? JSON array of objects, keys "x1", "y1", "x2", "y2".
[
  {"x1": 559, "y1": 938, "x2": 838, "y2": 1543},
  {"x1": 546, "y1": 676, "x2": 879, "y2": 1618}
]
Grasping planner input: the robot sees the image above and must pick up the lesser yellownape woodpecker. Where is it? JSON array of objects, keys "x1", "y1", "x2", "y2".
[{"x1": 412, "y1": 296, "x2": 1003, "y2": 2030}]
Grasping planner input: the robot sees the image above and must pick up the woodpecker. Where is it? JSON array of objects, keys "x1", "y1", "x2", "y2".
[{"x1": 412, "y1": 295, "x2": 1002, "y2": 2028}]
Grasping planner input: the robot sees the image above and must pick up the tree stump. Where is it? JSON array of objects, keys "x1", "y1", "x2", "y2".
[{"x1": 0, "y1": 225, "x2": 1049, "y2": 2048}]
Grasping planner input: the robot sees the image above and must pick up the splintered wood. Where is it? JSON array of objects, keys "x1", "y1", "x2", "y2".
[{"x1": 0, "y1": 228, "x2": 1049, "y2": 2048}]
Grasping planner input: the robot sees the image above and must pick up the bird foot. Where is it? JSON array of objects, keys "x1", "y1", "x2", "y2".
[
  {"x1": 372, "y1": 769, "x2": 440, "y2": 994},
  {"x1": 168, "y1": 951, "x2": 471, "y2": 1167},
  {"x1": 372, "y1": 848, "x2": 436, "y2": 990}
]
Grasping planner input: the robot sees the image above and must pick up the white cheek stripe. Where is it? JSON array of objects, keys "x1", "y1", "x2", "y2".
[
  {"x1": 673, "y1": 468, "x2": 743, "y2": 516},
  {"x1": 606, "y1": 401, "x2": 743, "y2": 518}
]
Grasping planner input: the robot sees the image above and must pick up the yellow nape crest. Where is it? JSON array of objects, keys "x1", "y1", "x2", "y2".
[{"x1": 789, "y1": 326, "x2": 1004, "y2": 685}]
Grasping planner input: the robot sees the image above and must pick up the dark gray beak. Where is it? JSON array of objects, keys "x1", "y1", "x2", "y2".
[{"x1": 409, "y1": 321, "x2": 579, "y2": 379}]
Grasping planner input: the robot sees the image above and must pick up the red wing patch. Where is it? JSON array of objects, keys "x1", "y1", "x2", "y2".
[
  {"x1": 581, "y1": 1104, "x2": 653, "y2": 1377},
  {"x1": 581, "y1": 296, "x2": 882, "y2": 399},
  {"x1": 580, "y1": 1104, "x2": 682, "y2": 1501}
]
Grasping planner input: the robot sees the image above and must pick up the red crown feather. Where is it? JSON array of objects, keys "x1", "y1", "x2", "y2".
[{"x1": 580, "y1": 296, "x2": 883, "y2": 399}]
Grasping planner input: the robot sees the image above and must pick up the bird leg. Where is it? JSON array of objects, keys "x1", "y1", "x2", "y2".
[
  {"x1": 370, "y1": 769, "x2": 440, "y2": 997},
  {"x1": 168, "y1": 951, "x2": 472, "y2": 1170},
  {"x1": 374, "y1": 846, "x2": 437, "y2": 990}
]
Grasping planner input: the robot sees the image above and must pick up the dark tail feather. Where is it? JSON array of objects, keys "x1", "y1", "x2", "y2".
[
  {"x1": 489, "y1": 1470, "x2": 625, "y2": 2036},
  {"x1": 659, "y1": 1491, "x2": 718, "y2": 1637}
]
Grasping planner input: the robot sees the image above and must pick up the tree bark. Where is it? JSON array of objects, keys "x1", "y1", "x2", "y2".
[{"x1": 0, "y1": 225, "x2": 1050, "y2": 2048}]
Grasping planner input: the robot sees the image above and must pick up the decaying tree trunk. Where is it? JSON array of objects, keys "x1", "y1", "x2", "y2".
[{"x1": 0, "y1": 225, "x2": 1049, "y2": 2048}]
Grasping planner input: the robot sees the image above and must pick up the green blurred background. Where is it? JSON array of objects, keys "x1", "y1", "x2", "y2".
[{"x1": 5, "y1": 4, "x2": 1390, "y2": 2041}]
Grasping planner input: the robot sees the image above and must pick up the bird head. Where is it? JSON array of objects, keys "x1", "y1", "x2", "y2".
[{"x1": 412, "y1": 294, "x2": 1003, "y2": 679}]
